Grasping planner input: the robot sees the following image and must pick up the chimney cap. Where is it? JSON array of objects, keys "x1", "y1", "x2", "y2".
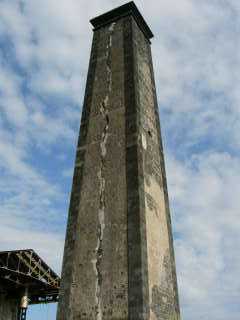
[{"x1": 90, "y1": 1, "x2": 154, "y2": 40}]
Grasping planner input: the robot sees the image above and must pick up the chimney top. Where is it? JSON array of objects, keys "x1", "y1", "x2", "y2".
[{"x1": 90, "y1": 2, "x2": 154, "y2": 40}]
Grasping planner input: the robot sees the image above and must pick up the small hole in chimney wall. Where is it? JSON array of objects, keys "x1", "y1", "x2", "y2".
[{"x1": 148, "y1": 130, "x2": 152, "y2": 137}]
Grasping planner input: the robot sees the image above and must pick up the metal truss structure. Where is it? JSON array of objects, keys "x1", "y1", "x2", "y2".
[{"x1": 0, "y1": 249, "x2": 60, "y2": 319}]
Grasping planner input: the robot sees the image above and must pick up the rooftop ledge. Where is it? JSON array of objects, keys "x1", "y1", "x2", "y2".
[{"x1": 90, "y1": 1, "x2": 154, "y2": 40}]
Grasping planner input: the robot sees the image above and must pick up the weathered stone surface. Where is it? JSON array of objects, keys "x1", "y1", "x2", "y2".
[{"x1": 57, "y1": 3, "x2": 181, "y2": 320}]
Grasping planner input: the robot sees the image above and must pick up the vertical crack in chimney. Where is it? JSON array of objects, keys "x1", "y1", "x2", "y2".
[{"x1": 91, "y1": 22, "x2": 115, "y2": 320}]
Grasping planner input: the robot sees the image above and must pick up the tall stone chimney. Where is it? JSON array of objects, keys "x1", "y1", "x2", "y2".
[{"x1": 57, "y1": 2, "x2": 181, "y2": 319}]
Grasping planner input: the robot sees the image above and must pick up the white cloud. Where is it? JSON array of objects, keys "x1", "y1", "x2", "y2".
[
  {"x1": 0, "y1": 224, "x2": 63, "y2": 273},
  {"x1": 166, "y1": 151, "x2": 240, "y2": 319}
]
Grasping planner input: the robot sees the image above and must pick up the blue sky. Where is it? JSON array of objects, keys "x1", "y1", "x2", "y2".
[{"x1": 0, "y1": 1, "x2": 239, "y2": 319}]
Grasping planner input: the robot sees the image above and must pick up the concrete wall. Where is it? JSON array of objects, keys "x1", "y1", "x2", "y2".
[
  {"x1": 131, "y1": 19, "x2": 180, "y2": 320},
  {"x1": 57, "y1": 18, "x2": 128, "y2": 320},
  {"x1": 57, "y1": 12, "x2": 181, "y2": 320}
]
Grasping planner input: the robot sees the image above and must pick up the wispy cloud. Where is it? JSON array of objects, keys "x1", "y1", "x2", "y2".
[{"x1": 167, "y1": 151, "x2": 240, "y2": 319}]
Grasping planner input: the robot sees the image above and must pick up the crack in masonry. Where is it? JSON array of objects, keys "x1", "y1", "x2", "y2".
[{"x1": 91, "y1": 22, "x2": 115, "y2": 320}]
